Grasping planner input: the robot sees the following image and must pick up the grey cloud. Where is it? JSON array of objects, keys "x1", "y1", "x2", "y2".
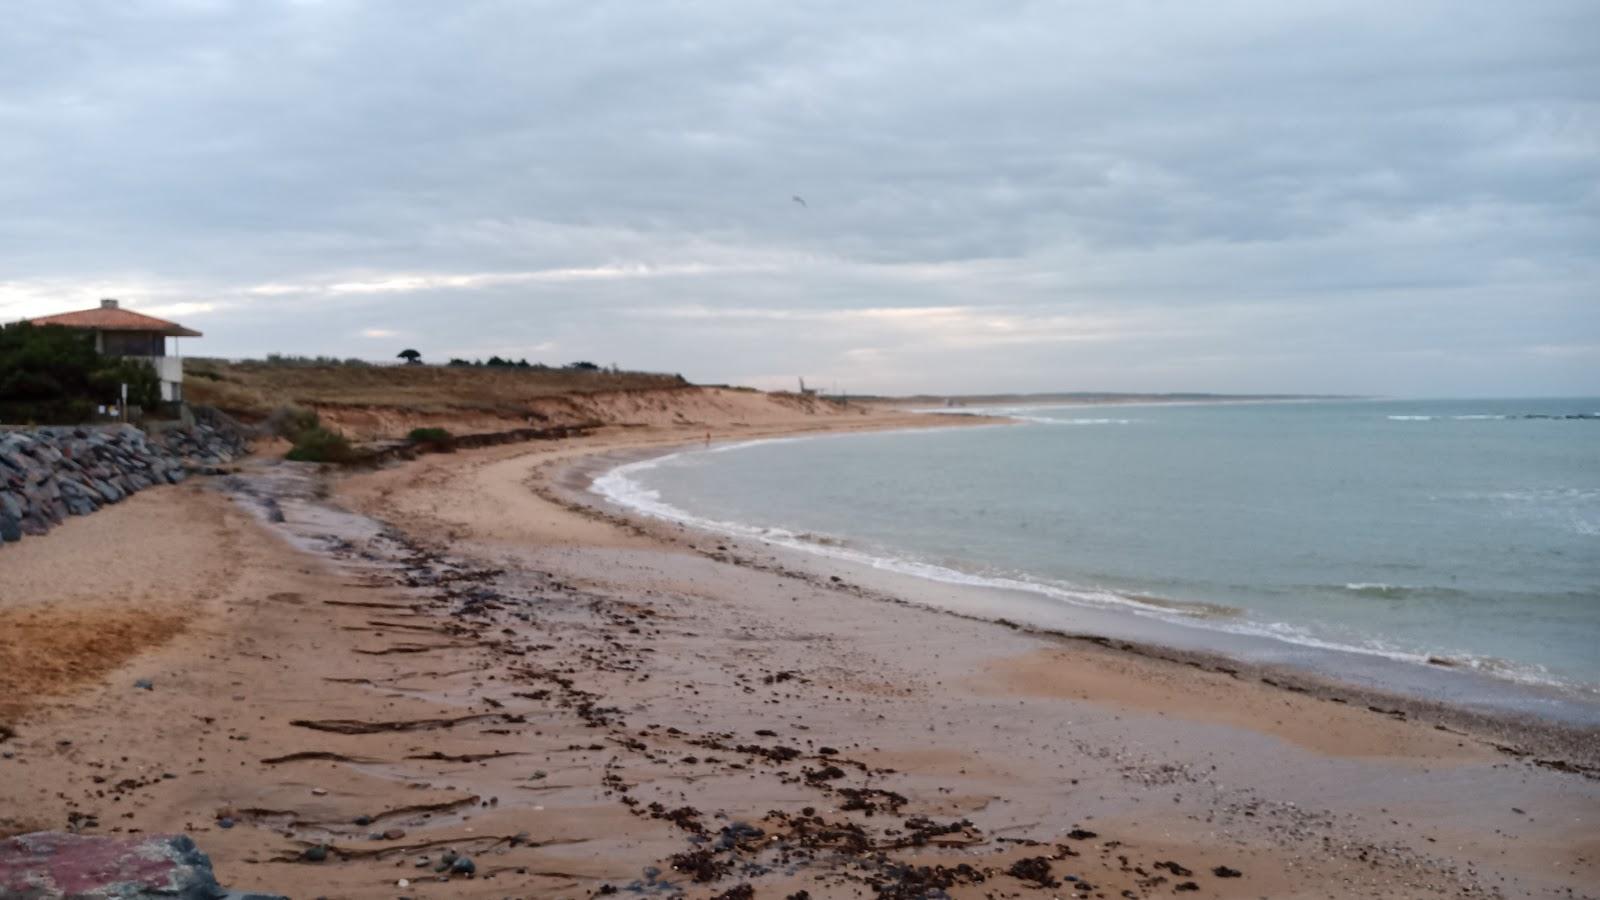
[{"x1": 1, "y1": 0, "x2": 1596, "y2": 395}]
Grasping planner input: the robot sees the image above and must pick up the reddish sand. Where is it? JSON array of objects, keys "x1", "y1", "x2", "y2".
[{"x1": 1, "y1": 399, "x2": 1595, "y2": 898}]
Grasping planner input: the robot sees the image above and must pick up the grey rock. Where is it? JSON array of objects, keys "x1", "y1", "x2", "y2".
[{"x1": 0, "y1": 831, "x2": 286, "y2": 899}]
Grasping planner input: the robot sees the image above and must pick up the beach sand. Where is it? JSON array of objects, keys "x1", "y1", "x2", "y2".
[{"x1": 2, "y1": 405, "x2": 1595, "y2": 898}]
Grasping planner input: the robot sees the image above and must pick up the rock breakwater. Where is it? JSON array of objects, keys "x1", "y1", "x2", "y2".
[{"x1": 0, "y1": 421, "x2": 247, "y2": 547}]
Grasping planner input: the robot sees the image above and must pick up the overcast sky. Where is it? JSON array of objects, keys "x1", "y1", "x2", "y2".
[{"x1": 2, "y1": 1, "x2": 1596, "y2": 395}]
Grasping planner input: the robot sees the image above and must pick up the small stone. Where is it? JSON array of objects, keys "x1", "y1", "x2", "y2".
[
  {"x1": 352, "y1": 815, "x2": 372, "y2": 826},
  {"x1": 133, "y1": 679, "x2": 154, "y2": 691},
  {"x1": 449, "y1": 855, "x2": 475, "y2": 876},
  {"x1": 1212, "y1": 866, "x2": 1242, "y2": 878},
  {"x1": 310, "y1": 788, "x2": 327, "y2": 796},
  {"x1": 217, "y1": 817, "x2": 235, "y2": 829},
  {"x1": 383, "y1": 829, "x2": 406, "y2": 840},
  {"x1": 301, "y1": 845, "x2": 328, "y2": 863}
]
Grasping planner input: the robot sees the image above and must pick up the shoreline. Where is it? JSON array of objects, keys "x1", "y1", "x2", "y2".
[
  {"x1": 556, "y1": 436, "x2": 1600, "y2": 774},
  {"x1": 4, "y1": 405, "x2": 1596, "y2": 897}
]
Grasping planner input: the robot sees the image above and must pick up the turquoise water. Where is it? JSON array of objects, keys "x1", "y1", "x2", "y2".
[{"x1": 596, "y1": 399, "x2": 1600, "y2": 699}]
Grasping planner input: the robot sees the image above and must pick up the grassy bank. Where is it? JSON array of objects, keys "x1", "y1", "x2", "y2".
[{"x1": 183, "y1": 358, "x2": 690, "y2": 420}]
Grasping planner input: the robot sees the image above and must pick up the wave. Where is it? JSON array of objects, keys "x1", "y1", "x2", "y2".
[
  {"x1": 1386, "y1": 414, "x2": 1507, "y2": 421},
  {"x1": 1388, "y1": 413, "x2": 1598, "y2": 422},
  {"x1": 593, "y1": 453, "x2": 1231, "y2": 624},
  {"x1": 592, "y1": 450, "x2": 1585, "y2": 695},
  {"x1": 1012, "y1": 415, "x2": 1136, "y2": 426}
]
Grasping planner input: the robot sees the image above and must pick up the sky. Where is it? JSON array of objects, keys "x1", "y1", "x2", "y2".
[{"x1": 2, "y1": 1, "x2": 1597, "y2": 396}]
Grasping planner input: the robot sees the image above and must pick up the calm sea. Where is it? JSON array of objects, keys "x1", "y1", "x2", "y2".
[{"x1": 595, "y1": 399, "x2": 1600, "y2": 709}]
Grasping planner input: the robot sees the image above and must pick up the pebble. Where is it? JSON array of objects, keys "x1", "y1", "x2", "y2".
[
  {"x1": 133, "y1": 679, "x2": 153, "y2": 691},
  {"x1": 301, "y1": 845, "x2": 328, "y2": 863}
]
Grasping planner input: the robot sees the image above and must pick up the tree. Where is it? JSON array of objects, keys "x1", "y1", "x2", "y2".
[
  {"x1": 397, "y1": 349, "x2": 422, "y2": 365},
  {"x1": 0, "y1": 322, "x2": 160, "y2": 423}
]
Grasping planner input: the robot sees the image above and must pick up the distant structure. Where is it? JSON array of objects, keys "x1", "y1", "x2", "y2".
[
  {"x1": 27, "y1": 298, "x2": 202, "y2": 403},
  {"x1": 797, "y1": 376, "x2": 817, "y2": 396}
]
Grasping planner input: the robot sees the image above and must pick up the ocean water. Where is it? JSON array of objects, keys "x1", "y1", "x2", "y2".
[{"x1": 594, "y1": 399, "x2": 1600, "y2": 704}]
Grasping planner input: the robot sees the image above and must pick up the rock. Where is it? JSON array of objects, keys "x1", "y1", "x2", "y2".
[
  {"x1": 300, "y1": 845, "x2": 328, "y2": 863},
  {"x1": 1212, "y1": 865, "x2": 1242, "y2": 878},
  {"x1": 133, "y1": 678, "x2": 154, "y2": 690},
  {"x1": 449, "y1": 855, "x2": 475, "y2": 876},
  {"x1": 0, "y1": 421, "x2": 248, "y2": 550},
  {"x1": 0, "y1": 831, "x2": 285, "y2": 899}
]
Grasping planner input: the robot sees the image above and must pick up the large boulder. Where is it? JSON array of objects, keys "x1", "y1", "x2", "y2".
[{"x1": 0, "y1": 832, "x2": 284, "y2": 900}]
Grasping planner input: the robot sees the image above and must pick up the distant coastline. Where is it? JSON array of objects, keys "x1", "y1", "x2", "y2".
[{"x1": 867, "y1": 390, "x2": 1365, "y2": 408}]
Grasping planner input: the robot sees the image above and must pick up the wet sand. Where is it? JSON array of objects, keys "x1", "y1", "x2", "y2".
[{"x1": 2, "y1": 411, "x2": 1596, "y2": 898}]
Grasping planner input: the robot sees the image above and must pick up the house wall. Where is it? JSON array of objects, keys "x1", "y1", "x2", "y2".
[
  {"x1": 148, "y1": 357, "x2": 184, "y2": 402},
  {"x1": 95, "y1": 331, "x2": 183, "y2": 403}
]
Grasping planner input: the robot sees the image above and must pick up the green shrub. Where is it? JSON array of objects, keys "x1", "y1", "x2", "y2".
[
  {"x1": 91, "y1": 358, "x2": 162, "y2": 411},
  {"x1": 285, "y1": 426, "x2": 355, "y2": 463},
  {"x1": 406, "y1": 426, "x2": 453, "y2": 443},
  {"x1": 265, "y1": 405, "x2": 321, "y2": 442}
]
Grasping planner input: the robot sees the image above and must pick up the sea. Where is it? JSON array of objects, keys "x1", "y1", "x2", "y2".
[{"x1": 593, "y1": 398, "x2": 1600, "y2": 721}]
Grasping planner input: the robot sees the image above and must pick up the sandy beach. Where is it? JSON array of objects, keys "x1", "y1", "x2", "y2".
[{"x1": 2, "y1": 400, "x2": 1596, "y2": 899}]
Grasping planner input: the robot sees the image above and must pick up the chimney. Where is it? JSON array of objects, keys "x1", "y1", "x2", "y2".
[{"x1": 100, "y1": 298, "x2": 119, "y2": 309}]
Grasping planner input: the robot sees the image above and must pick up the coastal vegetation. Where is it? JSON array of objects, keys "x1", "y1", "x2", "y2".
[
  {"x1": 0, "y1": 322, "x2": 162, "y2": 424},
  {"x1": 283, "y1": 425, "x2": 355, "y2": 463},
  {"x1": 183, "y1": 356, "x2": 689, "y2": 421}
]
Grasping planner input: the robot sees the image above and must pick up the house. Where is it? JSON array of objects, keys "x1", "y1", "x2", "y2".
[{"x1": 27, "y1": 299, "x2": 202, "y2": 404}]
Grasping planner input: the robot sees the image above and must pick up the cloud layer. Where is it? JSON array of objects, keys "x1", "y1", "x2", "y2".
[{"x1": 2, "y1": 0, "x2": 1596, "y2": 394}]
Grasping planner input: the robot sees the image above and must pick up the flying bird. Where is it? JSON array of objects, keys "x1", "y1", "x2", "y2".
[{"x1": 792, "y1": 195, "x2": 807, "y2": 208}]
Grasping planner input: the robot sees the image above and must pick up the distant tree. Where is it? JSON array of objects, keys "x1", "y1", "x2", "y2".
[
  {"x1": 397, "y1": 349, "x2": 422, "y2": 365},
  {"x1": 566, "y1": 360, "x2": 600, "y2": 371},
  {"x1": 447, "y1": 358, "x2": 472, "y2": 367},
  {"x1": 516, "y1": 358, "x2": 531, "y2": 368},
  {"x1": 486, "y1": 355, "x2": 509, "y2": 367}
]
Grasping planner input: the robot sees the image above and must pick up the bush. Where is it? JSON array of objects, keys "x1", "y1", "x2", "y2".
[
  {"x1": 406, "y1": 427, "x2": 453, "y2": 443},
  {"x1": 92, "y1": 358, "x2": 162, "y2": 411},
  {"x1": 265, "y1": 405, "x2": 321, "y2": 442},
  {"x1": 285, "y1": 426, "x2": 355, "y2": 463},
  {"x1": 0, "y1": 322, "x2": 162, "y2": 424}
]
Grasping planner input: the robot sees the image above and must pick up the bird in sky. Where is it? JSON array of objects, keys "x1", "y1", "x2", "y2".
[{"x1": 792, "y1": 195, "x2": 807, "y2": 208}]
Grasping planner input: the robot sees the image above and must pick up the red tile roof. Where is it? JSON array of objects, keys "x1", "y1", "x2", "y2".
[{"x1": 28, "y1": 306, "x2": 202, "y2": 337}]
